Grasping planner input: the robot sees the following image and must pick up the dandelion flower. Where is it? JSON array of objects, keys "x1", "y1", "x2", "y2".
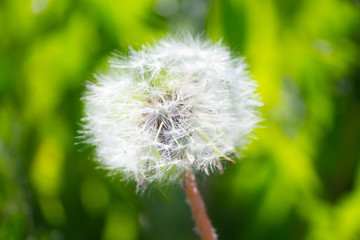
[{"x1": 81, "y1": 35, "x2": 262, "y2": 187}]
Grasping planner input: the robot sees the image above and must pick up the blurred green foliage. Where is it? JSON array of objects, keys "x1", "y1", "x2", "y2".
[{"x1": 0, "y1": 0, "x2": 359, "y2": 239}]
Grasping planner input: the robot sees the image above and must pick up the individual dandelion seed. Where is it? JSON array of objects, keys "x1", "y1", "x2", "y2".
[{"x1": 80, "y1": 34, "x2": 262, "y2": 240}]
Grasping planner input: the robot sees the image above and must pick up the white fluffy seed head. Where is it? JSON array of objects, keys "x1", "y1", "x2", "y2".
[{"x1": 80, "y1": 34, "x2": 262, "y2": 187}]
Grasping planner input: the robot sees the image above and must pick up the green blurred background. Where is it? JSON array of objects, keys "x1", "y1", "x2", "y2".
[{"x1": 1, "y1": 0, "x2": 360, "y2": 239}]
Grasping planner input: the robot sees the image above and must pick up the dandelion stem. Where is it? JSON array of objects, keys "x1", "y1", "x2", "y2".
[{"x1": 183, "y1": 170, "x2": 217, "y2": 240}]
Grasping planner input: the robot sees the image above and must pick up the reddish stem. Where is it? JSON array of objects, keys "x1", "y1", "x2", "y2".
[{"x1": 183, "y1": 170, "x2": 217, "y2": 240}]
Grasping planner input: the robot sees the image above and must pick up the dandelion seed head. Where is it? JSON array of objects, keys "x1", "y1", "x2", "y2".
[{"x1": 81, "y1": 34, "x2": 262, "y2": 187}]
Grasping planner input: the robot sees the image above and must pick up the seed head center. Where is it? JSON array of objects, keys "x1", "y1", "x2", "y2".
[{"x1": 142, "y1": 91, "x2": 195, "y2": 161}]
